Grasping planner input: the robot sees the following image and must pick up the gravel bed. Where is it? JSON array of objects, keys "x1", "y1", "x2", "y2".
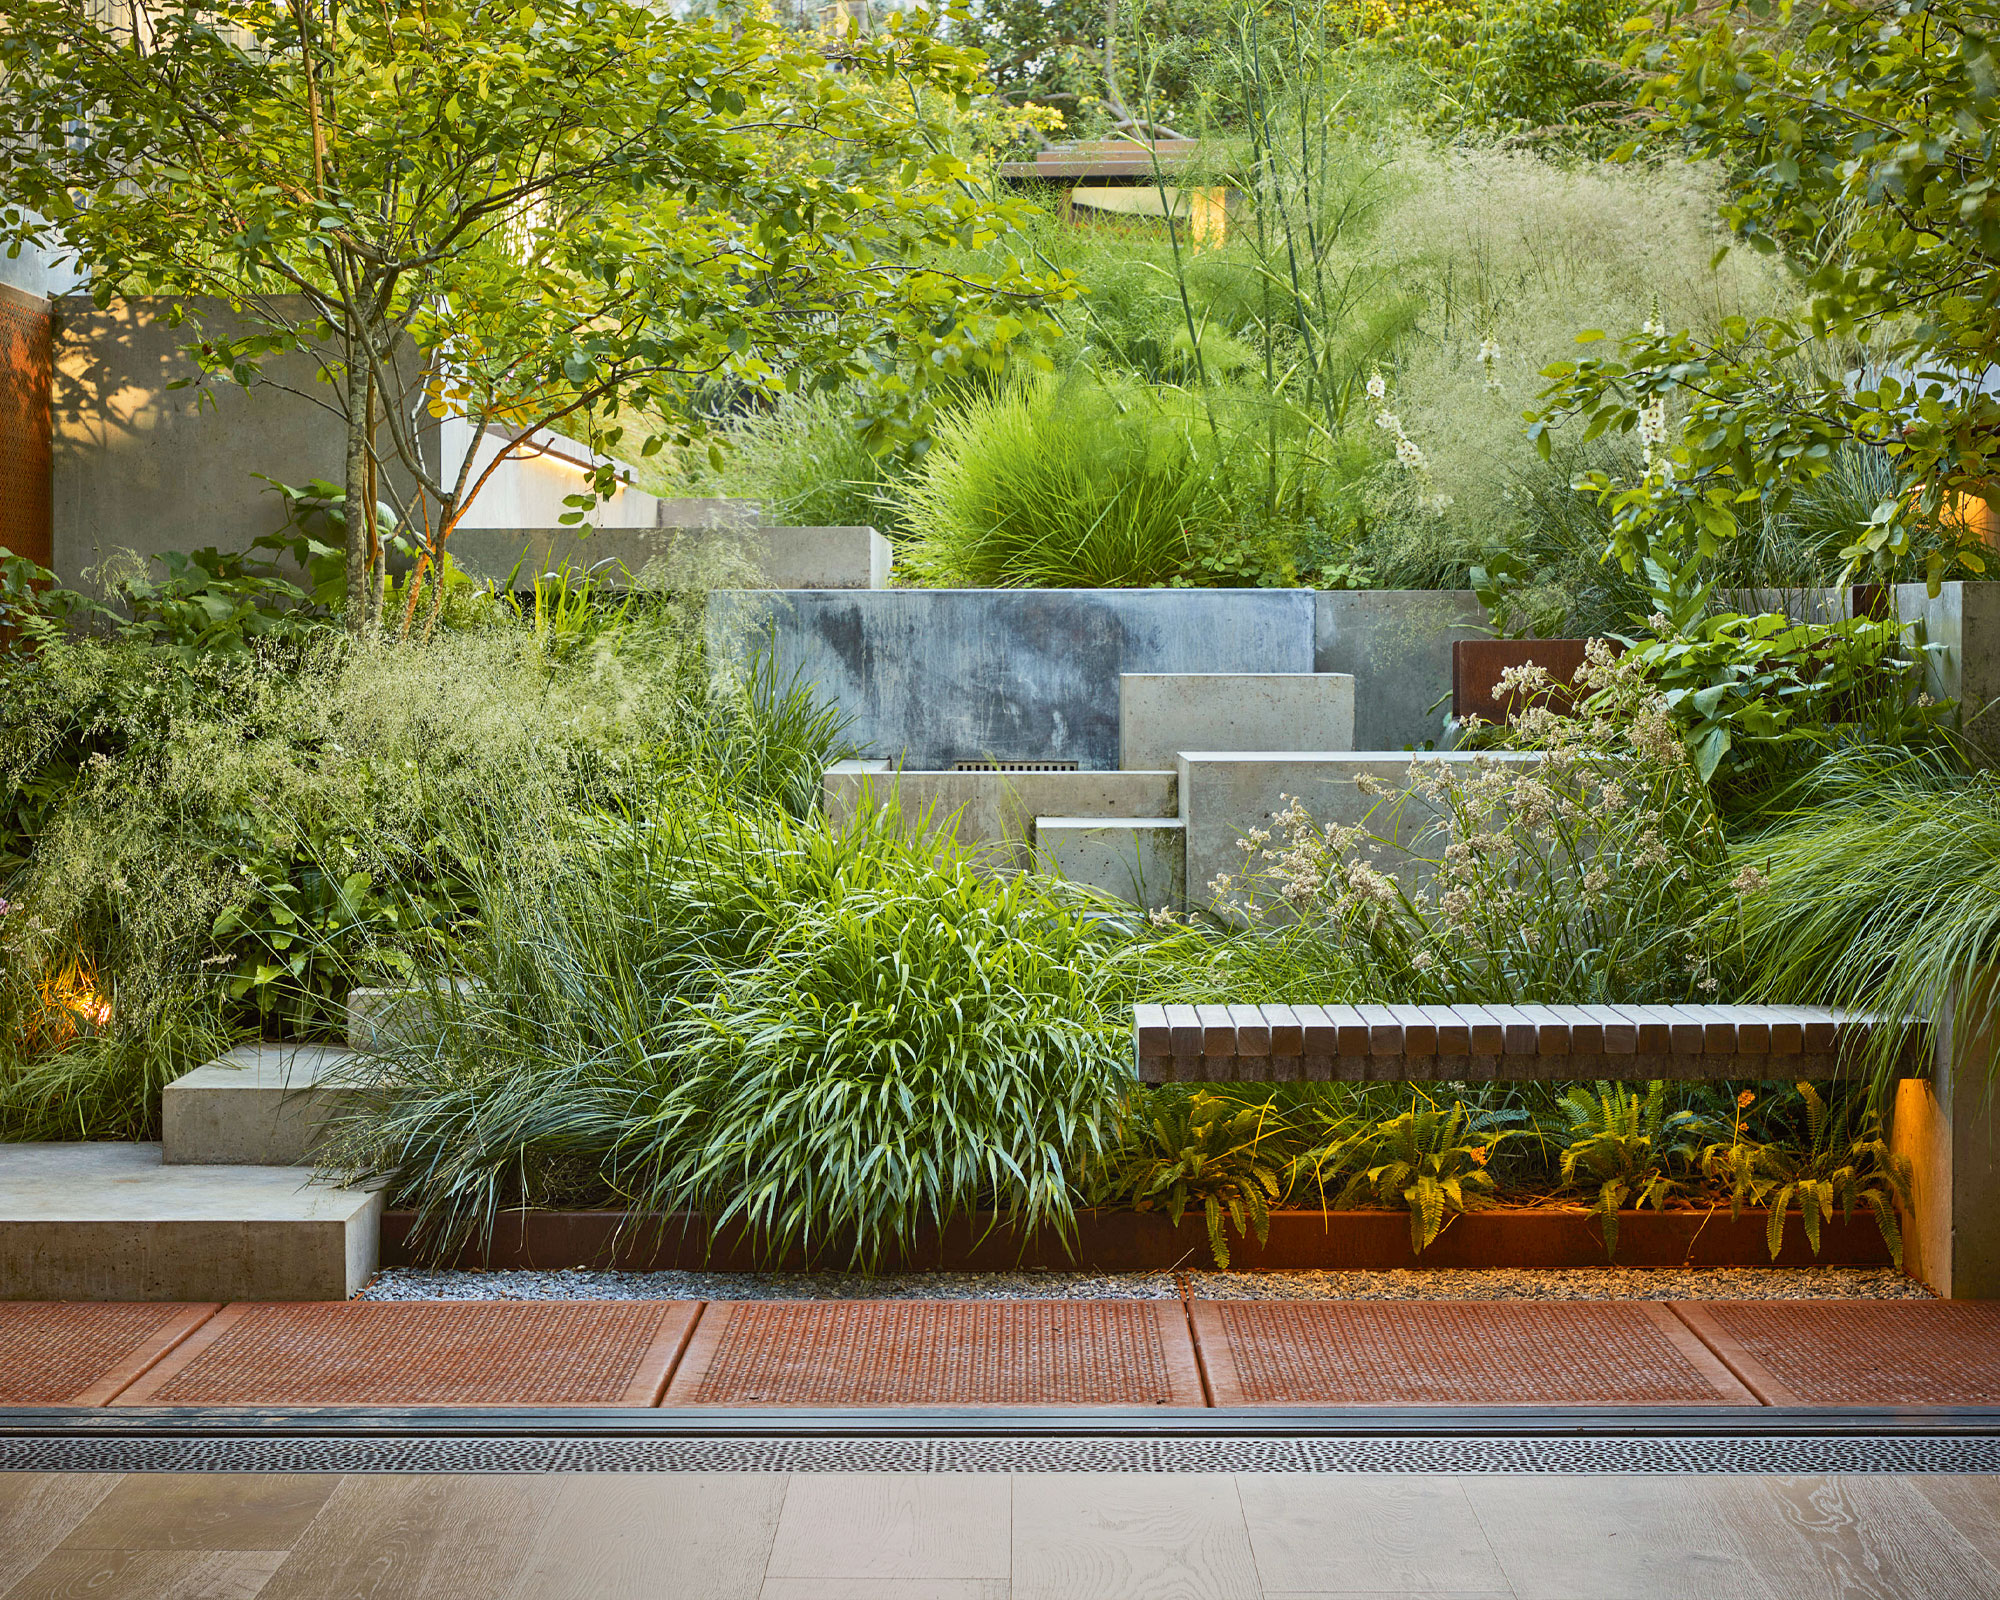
[{"x1": 362, "y1": 1265, "x2": 1928, "y2": 1302}]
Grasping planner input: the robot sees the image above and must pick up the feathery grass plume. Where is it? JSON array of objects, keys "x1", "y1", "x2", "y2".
[{"x1": 1723, "y1": 745, "x2": 2000, "y2": 1097}]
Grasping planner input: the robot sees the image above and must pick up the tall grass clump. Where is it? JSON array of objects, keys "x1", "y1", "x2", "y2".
[
  {"x1": 1725, "y1": 749, "x2": 2000, "y2": 1091},
  {"x1": 901, "y1": 372, "x2": 1352, "y2": 587},
  {"x1": 319, "y1": 795, "x2": 1137, "y2": 1268}
]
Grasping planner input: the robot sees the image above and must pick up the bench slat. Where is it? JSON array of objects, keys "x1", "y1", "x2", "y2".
[
  {"x1": 1357, "y1": 1004, "x2": 1405, "y2": 1056},
  {"x1": 1136, "y1": 1004, "x2": 1171, "y2": 1060},
  {"x1": 1513, "y1": 1004, "x2": 1573, "y2": 1055},
  {"x1": 1448, "y1": 1004, "x2": 1506, "y2": 1056},
  {"x1": 1323, "y1": 1005, "x2": 1373, "y2": 1056},
  {"x1": 1259, "y1": 1003, "x2": 1303, "y2": 1057},
  {"x1": 1423, "y1": 1005, "x2": 1471, "y2": 1056},
  {"x1": 1227, "y1": 1004, "x2": 1271, "y2": 1057},
  {"x1": 1386, "y1": 1003, "x2": 1439, "y2": 1056}
]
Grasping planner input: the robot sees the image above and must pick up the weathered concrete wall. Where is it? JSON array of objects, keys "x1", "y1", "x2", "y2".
[
  {"x1": 1892, "y1": 971, "x2": 2000, "y2": 1298},
  {"x1": 718, "y1": 589, "x2": 1318, "y2": 770},
  {"x1": 1120, "y1": 672, "x2": 1354, "y2": 771},
  {"x1": 451, "y1": 521, "x2": 888, "y2": 590},
  {"x1": 1314, "y1": 590, "x2": 1489, "y2": 752},
  {"x1": 1896, "y1": 581, "x2": 2000, "y2": 761}
]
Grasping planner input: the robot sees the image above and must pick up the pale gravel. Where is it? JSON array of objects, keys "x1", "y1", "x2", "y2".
[{"x1": 362, "y1": 1265, "x2": 1930, "y2": 1302}]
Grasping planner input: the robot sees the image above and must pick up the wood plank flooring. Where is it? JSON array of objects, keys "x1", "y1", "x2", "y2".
[{"x1": 2, "y1": 1472, "x2": 1996, "y2": 1600}]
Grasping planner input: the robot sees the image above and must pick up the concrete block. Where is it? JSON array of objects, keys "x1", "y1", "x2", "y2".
[
  {"x1": 824, "y1": 767, "x2": 1176, "y2": 870},
  {"x1": 162, "y1": 1043, "x2": 363, "y2": 1167},
  {"x1": 346, "y1": 981, "x2": 480, "y2": 1051},
  {"x1": 0, "y1": 1143, "x2": 380, "y2": 1301},
  {"x1": 1896, "y1": 581, "x2": 2000, "y2": 761},
  {"x1": 1314, "y1": 590, "x2": 1489, "y2": 752},
  {"x1": 1177, "y1": 750, "x2": 1544, "y2": 916},
  {"x1": 758, "y1": 527, "x2": 892, "y2": 590},
  {"x1": 1119, "y1": 673, "x2": 1354, "y2": 771},
  {"x1": 713, "y1": 588, "x2": 1318, "y2": 770},
  {"x1": 1035, "y1": 817, "x2": 1186, "y2": 911},
  {"x1": 1894, "y1": 972, "x2": 2000, "y2": 1299}
]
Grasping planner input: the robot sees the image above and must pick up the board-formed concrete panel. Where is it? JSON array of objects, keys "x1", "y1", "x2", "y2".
[
  {"x1": 0, "y1": 1143, "x2": 380, "y2": 1301},
  {"x1": 1035, "y1": 816, "x2": 1185, "y2": 911},
  {"x1": 1314, "y1": 590, "x2": 1488, "y2": 752},
  {"x1": 1119, "y1": 672, "x2": 1354, "y2": 771},
  {"x1": 716, "y1": 588, "x2": 1318, "y2": 770},
  {"x1": 1896, "y1": 581, "x2": 2000, "y2": 762}
]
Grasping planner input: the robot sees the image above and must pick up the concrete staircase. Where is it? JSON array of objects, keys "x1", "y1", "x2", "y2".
[{"x1": 2, "y1": 1041, "x2": 379, "y2": 1302}]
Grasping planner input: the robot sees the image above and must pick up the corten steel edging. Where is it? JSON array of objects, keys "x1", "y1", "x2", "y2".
[
  {"x1": 380, "y1": 1207, "x2": 1897, "y2": 1272},
  {"x1": 5, "y1": 1405, "x2": 2000, "y2": 1438}
]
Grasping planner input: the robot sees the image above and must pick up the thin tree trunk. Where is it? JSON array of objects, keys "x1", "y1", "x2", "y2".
[{"x1": 342, "y1": 337, "x2": 373, "y2": 639}]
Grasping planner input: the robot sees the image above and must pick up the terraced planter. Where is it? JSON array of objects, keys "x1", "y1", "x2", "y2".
[{"x1": 380, "y1": 1206, "x2": 1896, "y2": 1274}]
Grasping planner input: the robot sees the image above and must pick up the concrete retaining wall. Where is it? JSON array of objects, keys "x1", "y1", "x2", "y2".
[
  {"x1": 823, "y1": 764, "x2": 1176, "y2": 868},
  {"x1": 719, "y1": 589, "x2": 1318, "y2": 770},
  {"x1": 1313, "y1": 590, "x2": 1487, "y2": 752},
  {"x1": 1896, "y1": 581, "x2": 2000, "y2": 760}
]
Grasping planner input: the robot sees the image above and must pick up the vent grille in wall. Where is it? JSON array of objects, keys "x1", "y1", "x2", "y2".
[{"x1": 950, "y1": 759, "x2": 1080, "y2": 773}]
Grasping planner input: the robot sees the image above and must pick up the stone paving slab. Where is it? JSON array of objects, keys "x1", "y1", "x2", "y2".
[{"x1": 5, "y1": 1294, "x2": 1998, "y2": 1410}]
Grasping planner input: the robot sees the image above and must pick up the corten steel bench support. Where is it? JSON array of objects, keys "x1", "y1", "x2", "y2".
[{"x1": 1132, "y1": 1001, "x2": 1993, "y2": 1300}]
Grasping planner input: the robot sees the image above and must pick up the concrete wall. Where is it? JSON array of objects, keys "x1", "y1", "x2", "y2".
[
  {"x1": 1896, "y1": 582, "x2": 2000, "y2": 760},
  {"x1": 823, "y1": 764, "x2": 1176, "y2": 869},
  {"x1": 1178, "y1": 750, "x2": 1543, "y2": 915},
  {"x1": 1314, "y1": 590, "x2": 1488, "y2": 752},
  {"x1": 1120, "y1": 673, "x2": 1353, "y2": 771},
  {"x1": 450, "y1": 520, "x2": 888, "y2": 591},
  {"x1": 718, "y1": 589, "x2": 1318, "y2": 770}
]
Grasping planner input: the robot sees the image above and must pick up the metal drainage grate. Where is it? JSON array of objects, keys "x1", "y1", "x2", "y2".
[
  {"x1": 1196, "y1": 1301, "x2": 1755, "y2": 1407},
  {"x1": 950, "y1": 759, "x2": 1080, "y2": 773},
  {"x1": 1684, "y1": 1301, "x2": 2000, "y2": 1407},
  {"x1": 669, "y1": 1300, "x2": 1205, "y2": 1407},
  {"x1": 8, "y1": 1431, "x2": 2000, "y2": 1475},
  {"x1": 115, "y1": 1301, "x2": 698, "y2": 1408}
]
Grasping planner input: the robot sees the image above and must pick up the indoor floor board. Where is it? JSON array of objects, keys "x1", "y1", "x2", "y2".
[
  {"x1": 1010, "y1": 1473, "x2": 1261, "y2": 1600},
  {"x1": 253, "y1": 1474, "x2": 553, "y2": 1600},
  {"x1": 0, "y1": 1476, "x2": 121, "y2": 1596},
  {"x1": 1907, "y1": 1474, "x2": 2000, "y2": 1574},
  {"x1": 1236, "y1": 1473, "x2": 1508, "y2": 1594},
  {"x1": 757, "y1": 1582, "x2": 1009, "y2": 1600},
  {"x1": 1, "y1": 1548, "x2": 286, "y2": 1600},
  {"x1": 765, "y1": 1473, "x2": 1011, "y2": 1584},
  {"x1": 1462, "y1": 1474, "x2": 1780, "y2": 1600},
  {"x1": 54, "y1": 1474, "x2": 335, "y2": 1552},
  {"x1": 501, "y1": 1472, "x2": 787, "y2": 1600},
  {"x1": 1718, "y1": 1474, "x2": 2000, "y2": 1600}
]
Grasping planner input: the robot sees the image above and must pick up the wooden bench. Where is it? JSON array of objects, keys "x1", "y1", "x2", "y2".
[{"x1": 1132, "y1": 1002, "x2": 1912, "y2": 1084}]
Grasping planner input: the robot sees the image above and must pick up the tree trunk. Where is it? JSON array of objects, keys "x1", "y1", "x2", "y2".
[{"x1": 342, "y1": 338, "x2": 374, "y2": 640}]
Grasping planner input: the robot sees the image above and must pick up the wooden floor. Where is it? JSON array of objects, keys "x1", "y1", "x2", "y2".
[{"x1": 2, "y1": 1470, "x2": 1997, "y2": 1599}]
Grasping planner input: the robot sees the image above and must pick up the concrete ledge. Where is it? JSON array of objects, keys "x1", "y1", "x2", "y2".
[
  {"x1": 162, "y1": 1043, "x2": 362, "y2": 1167},
  {"x1": 0, "y1": 1143, "x2": 380, "y2": 1301},
  {"x1": 824, "y1": 767, "x2": 1177, "y2": 870},
  {"x1": 1035, "y1": 816, "x2": 1185, "y2": 911},
  {"x1": 445, "y1": 520, "x2": 890, "y2": 590},
  {"x1": 1119, "y1": 672, "x2": 1354, "y2": 771},
  {"x1": 346, "y1": 981, "x2": 480, "y2": 1050}
]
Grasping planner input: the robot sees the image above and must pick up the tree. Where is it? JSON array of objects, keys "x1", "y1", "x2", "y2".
[
  {"x1": 1532, "y1": 0, "x2": 2000, "y2": 587},
  {"x1": 0, "y1": 0, "x2": 1069, "y2": 635}
]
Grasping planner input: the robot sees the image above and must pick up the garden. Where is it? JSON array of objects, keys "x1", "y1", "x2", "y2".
[{"x1": 3, "y1": 0, "x2": 1998, "y2": 1289}]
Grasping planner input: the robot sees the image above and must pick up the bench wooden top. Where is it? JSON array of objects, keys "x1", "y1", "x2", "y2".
[{"x1": 1133, "y1": 1002, "x2": 1912, "y2": 1082}]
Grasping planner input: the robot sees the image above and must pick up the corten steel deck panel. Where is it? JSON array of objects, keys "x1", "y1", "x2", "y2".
[
  {"x1": 111, "y1": 1300, "x2": 699, "y2": 1408},
  {"x1": 1191, "y1": 1299, "x2": 1757, "y2": 1407},
  {"x1": 665, "y1": 1299, "x2": 1206, "y2": 1408},
  {"x1": 0, "y1": 1302, "x2": 218, "y2": 1406},
  {"x1": 1676, "y1": 1301, "x2": 2000, "y2": 1407}
]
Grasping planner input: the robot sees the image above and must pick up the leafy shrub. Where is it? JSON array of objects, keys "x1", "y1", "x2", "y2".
[{"x1": 1304, "y1": 1099, "x2": 1519, "y2": 1251}]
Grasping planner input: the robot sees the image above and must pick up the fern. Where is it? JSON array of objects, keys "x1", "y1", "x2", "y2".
[
  {"x1": 1554, "y1": 1081, "x2": 1705, "y2": 1260},
  {"x1": 1317, "y1": 1100, "x2": 1520, "y2": 1253}
]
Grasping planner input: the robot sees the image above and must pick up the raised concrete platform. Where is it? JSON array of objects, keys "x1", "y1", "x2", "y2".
[
  {"x1": 1119, "y1": 672, "x2": 1354, "y2": 772},
  {"x1": 162, "y1": 1043, "x2": 360, "y2": 1166},
  {"x1": 1035, "y1": 816, "x2": 1185, "y2": 911},
  {"x1": 0, "y1": 1143, "x2": 380, "y2": 1301}
]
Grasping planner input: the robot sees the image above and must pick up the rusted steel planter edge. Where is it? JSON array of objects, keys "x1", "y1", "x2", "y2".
[{"x1": 379, "y1": 1206, "x2": 1897, "y2": 1275}]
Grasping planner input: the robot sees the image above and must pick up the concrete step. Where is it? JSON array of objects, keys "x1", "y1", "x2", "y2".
[
  {"x1": 162, "y1": 1042, "x2": 362, "y2": 1166},
  {"x1": 0, "y1": 1143, "x2": 380, "y2": 1301},
  {"x1": 1034, "y1": 816, "x2": 1185, "y2": 912}
]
